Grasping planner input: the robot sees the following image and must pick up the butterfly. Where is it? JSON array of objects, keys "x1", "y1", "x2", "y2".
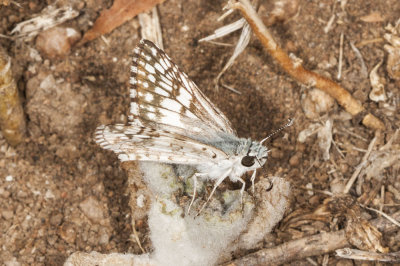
[{"x1": 95, "y1": 39, "x2": 286, "y2": 214}]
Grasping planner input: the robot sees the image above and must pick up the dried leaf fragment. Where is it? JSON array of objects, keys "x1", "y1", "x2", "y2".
[
  {"x1": 360, "y1": 12, "x2": 384, "y2": 23},
  {"x1": 369, "y1": 61, "x2": 386, "y2": 102},
  {"x1": 297, "y1": 119, "x2": 333, "y2": 161},
  {"x1": 80, "y1": 0, "x2": 165, "y2": 45},
  {"x1": 384, "y1": 30, "x2": 400, "y2": 80},
  {"x1": 345, "y1": 218, "x2": 388, "y2": 253},
  {"x1": 11, "y1": 5, "x2": 79, "y2": 38},
  {"x1": 336, "y1": 248, "x2": 400, "y2": 262}
]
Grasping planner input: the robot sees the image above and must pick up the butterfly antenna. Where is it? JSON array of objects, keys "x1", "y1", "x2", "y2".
[{"x1": 260, "y1": 118, "x2": 294, "y2": 145}]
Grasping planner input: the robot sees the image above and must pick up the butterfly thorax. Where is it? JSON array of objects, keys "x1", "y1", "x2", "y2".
[{"x1": 196, "y1": 137, "x2": 268, "y2": 182}]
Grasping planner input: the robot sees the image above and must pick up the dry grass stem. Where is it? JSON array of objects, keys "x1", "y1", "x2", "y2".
[
  {"x1": 361, "y1": 204, "x2": 400, "y2": 228},
  {"x1": 349, "y1": 41, "x2": 368, "y2": 78},
  {"x1": 343, "y1": 133, "x2": 378, "y2": 194},
  {"x1": 337, "y1": 32, "x2": 344, "y2": 80},
  {"x1": 131, "y1": 220, "x2": 146, "y2": 253},
  {"x1": 138, "y1": 7, "x2": 163, "y2": 49},
  {"x1": 336, "y1": 248, "x2": 400, "y2": 262}
]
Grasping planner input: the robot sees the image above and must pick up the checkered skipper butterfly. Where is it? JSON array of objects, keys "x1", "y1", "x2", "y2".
[{"x1": 95, "y1": 40, "x2": 282, "y2": 214}]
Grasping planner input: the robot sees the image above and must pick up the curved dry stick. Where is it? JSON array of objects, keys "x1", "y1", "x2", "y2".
[
  {"x1": 227, "y1": 0, "x2": 385, "y2": 131},
  {"x1": 225, "y1": 231, "x2": 348, "y2": 265}
]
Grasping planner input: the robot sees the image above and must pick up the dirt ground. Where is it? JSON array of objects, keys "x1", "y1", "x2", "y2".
[{"x1": 0, "y1": 0, "x2": 399, "y2": 265}]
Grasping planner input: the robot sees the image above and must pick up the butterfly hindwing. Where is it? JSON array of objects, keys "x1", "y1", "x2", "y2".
[{"x1": 95, "y1": 124, "x2": 228, "y2": 164}]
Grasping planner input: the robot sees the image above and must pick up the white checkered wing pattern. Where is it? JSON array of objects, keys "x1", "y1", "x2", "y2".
[
  {"x1": 95, "y1": 40, "x2": 236, "y2": 163},
  {"x1": 129, "y1": 39, "x2": 235, "y2": 137},
  {"x1": 96, "y1": 124, "x2": 228, "y2": 163}
]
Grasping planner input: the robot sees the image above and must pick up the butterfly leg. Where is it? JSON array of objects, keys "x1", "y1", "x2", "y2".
[
  {"x1": 237, "y1": 176, "x2": 246, "y2": 213},
  {"x1": 250, "y1": 169, "x2": 257, "y2": 194},
  {"x1": 196, "y1": 169, "x2": 232, "y2": 216},
  {"x1": 187, "y1": 173, "x2": 207, "y2": 215}
]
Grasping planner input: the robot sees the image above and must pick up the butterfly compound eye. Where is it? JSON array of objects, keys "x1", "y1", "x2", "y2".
[{"x1": 241, "y1": 156, "x2": 255, "y2": 167}]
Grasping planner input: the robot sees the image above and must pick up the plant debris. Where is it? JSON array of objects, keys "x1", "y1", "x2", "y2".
[{"x1": 80, "y1": 0, "x2": 165, "y2": 45}]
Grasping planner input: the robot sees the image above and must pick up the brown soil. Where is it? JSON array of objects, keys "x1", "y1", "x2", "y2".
[{"x1": 0, "y1": 0, "x2": 399, "y2": 265}]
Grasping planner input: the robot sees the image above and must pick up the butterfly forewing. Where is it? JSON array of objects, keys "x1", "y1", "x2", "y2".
[{"x1": 129, "y1": 40, "x2": 236, "y2": 136}]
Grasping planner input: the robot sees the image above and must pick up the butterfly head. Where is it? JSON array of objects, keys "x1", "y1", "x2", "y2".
[
  {"x1": 234, "y1": 139, "x2": 272, "y2": 190},
  {"x1": 239, "y1": 140, "x2": 269, "y2": 170}
]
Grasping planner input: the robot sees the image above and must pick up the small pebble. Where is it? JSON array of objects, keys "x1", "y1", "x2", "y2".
[
  {"x1": 2, "y1": 210, "x2": 14, "y2": 220},
  {"x1": 50, "y1": 213, "x2": 63, "y2": 226},
  {"x1": 79, "y1": 196, "x2": 105, "y2": 223},
  {"x1": 301, "y1": 88, "x2": 335, "y2": 120},
  {"x1": 36, "y1": 26, "x2": 81, "y2": 58},
  {"x1": 289, "y1": 152, "x2": 301, "y2": 166},
  {"x1": 4, "y1": 257, "x2": 21, "y2": 266},
  {"x1": 59, "y1": 223, "x2": 76, "y2": 244}
]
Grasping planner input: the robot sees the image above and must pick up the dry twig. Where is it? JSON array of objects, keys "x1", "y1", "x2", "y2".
[
  {"x1": 336, "y1": 248, "x2": 400, "y2": 262},
  {"x1": 226, "y1": 0, "x2": 385, "y2": 131},
  {"x1": 138, "y1": 7, "x2": 163, "y2": 49},
  {"x1": 343, "y1": 133, "x2": 378, "y2": 194},
  {"x1": 225, "y1": 231, "x2": 348, "y2": 265},
  {"x1": 225, "y1": 211, "x2": 400, "y2": 265}
]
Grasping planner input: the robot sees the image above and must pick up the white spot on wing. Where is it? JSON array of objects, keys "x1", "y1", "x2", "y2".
[
  {"x1": 160, "y1": 75, "x2": 173, "y2": 87},
  {"x1": 159, "y1": 109, "x2": 185, "y2": 128},
  {"x1": 145, "y1": 63, "x2": 156, "y2": 74},
  {"x1": 159, "y1": 81, "x2": 173, "y2": 92},
  {"x1": 138, "y1": 69, "x2": 146, "y2": 77},
  {"x1": 160, "y1": 98, "x2": 182, "y2": 112},
  {"x1": 154, "y1": 63, "x2": 165, "y2": 74},
  {"x1": 180, "y1": 73, "x2": 191, "y2": 91},
  {"x1": 148, "y1": 74, "x2": 156, "y2": 83},
  {"x1": 144, "y1": 92, "x2": 154, "y2": 102},
  {"x1": 130, "y1": 102, "x2": 139, "y2": 115},
  {"x1": 154, "y1": 86, "x2": 170, "y2": 97},
  {"x1": 130, "y1": 89, "x2": 137, "y2": 98},
  {"x1": 163, "y1": 57, "x2": 172, "y2": 67},
  {"x1": 185, "y1": 110, "x2": 197, "y2": 119},
  {"x1": 177, "y1": 87, "x2": 192, "y2": 108},
  {"x1": 150, "y1": 47, "x2": 157, "y2": 56},
  {"x1": 159, "y1": 58, "x2": 168, "y2": 69},
  {"x1": 147, "y1": 112, "x2": 156, "y2": 120}
]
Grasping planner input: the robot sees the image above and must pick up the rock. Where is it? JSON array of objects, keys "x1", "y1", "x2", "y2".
[
  {"x1": 79, "y1": 196, "x2": 105, "y2": 223},
  {"x1": 36, "y1": 26, "x2": 81, "y2": 58},
  {"x1": 301, "y1": 88, "x2": 335, "y2": 120}
]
